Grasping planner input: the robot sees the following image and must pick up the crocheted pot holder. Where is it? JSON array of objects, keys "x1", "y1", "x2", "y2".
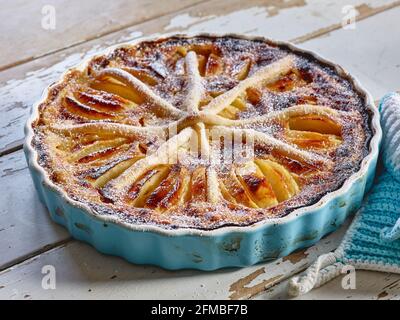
[{"x1": 289, "y1": 93, "x2": 400, "y2": 297}]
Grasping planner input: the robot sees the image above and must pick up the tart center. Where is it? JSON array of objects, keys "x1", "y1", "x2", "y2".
[{"x1": 52, "y1": 51, "x2": 344, "y2": 210}]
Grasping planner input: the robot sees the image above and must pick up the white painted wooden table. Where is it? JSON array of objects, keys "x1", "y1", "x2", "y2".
[{"x1": 0, "y1": 0, "x2": 399, "y2": 300}]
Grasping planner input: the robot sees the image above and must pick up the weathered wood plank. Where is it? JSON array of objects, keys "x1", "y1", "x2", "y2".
[
  {"x1": 0, "y1": 150, "x2": 69, "y2": 270},
  {"x1": 0, "y1": 220, "x2": 349, "y2": 300},
  {"x1": 0, "y1": 0, "x2": 205, "y2": 70},
  {"x1": 299, "y1": 5, "x2": 400, "y2": 99},
  {"x1": 300, "y1": 271, "x2": 400, "y2": 300},
  {"x1": 165, "y1": 0, "x2": 399, "y2": 42},
  {"x1": 0, "y1": 0, "x2": 397, "y2": 155},
  {"x1": 256, "y1": 270, "x2": 400, "y2": 300}
]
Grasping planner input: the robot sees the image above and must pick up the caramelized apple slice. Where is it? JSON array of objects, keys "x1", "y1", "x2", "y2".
[
  {"x1": 286, "y1": 130, "x2": 342, "y2": 150},
  {"x1": 220, "y1": 169, "x2": 258, "y2": 208},
  {"x1": 92, "y1": 156, "x2": 143, "y2": 188},
  {"x1": 235, "y1": 59, "x2": 251, "y2": 80},
  {"x1": 127, "y1": 166, "x2": 171, "y2": 207},
  {"x1": 63, "y1": 96, "x2": 118, "y2": 120},
  {"x1": 190, "y1": 44, "x2": 217, "y2": 57},
  {"x1": 190, "y1": 167, "x2": 208, "y2": 202},
  {"x1": 255, "y1": 159, "x2": 299, "y2": 202},
  {"x1": 176, "y1": 46, "x2": 188, "y2": 57},
  {"x1": 219, "y1": 180, "x2": 238, "y2": 204},
  {"x1": 266, "y1": 70, "x2": 309, "y2": 92},
  {"x1": 236, "y1": 162, "x2": 278, "y2": 208},
  {"x1": 246, "y1": 87, "x2": 262, "y2": 105},
  {"x1": 205, "y1": 53, "x2": 223, "y2": 76},
  {"x1": 91, "y1": 77, "x2": 144, "y2": 104},
  {"x1": 217, "y1": 97, "x2": 247, "y2": 119},
  {"x1": 197, "y1": 54, "x2": 207, "y2": 76},
  {"x1": 68, "y1": 138, "x2": 128, "y2": 162},
  {"x1": 231, "y1": 97, "x2": 246, "y2": 110},
  {"x1": 289, "y1": 115, "x2": 341, "y2": 136},
  {"x1": 146, "y1": 166, "x2": 191, "y2": 210},
  {"x1": 123, "y1": 67, "x2": 158, "y2": 86},
  {"x1": 218, "y1": 105, "x2": 241, "y2": 119},
  {"x1": 56, "y1": 131, "x2": 118, "y2": 152},
  {"x1": 76, "y1": 88, "x2": 128, "y2": 112}
]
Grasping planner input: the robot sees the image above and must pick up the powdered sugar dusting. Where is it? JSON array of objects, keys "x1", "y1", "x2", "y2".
[{"x1": 31, "y1": 35, "x2": 371, "y2": 229}]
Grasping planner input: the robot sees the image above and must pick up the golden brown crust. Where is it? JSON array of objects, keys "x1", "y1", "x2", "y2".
[{"x1": 32, "y1": 35, "x2": 371, "y2": 230}]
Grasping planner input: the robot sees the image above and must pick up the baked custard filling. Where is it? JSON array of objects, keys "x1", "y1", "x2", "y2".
[{"x1": 32, "y1": 36, "x2": 372, "y2": 229}]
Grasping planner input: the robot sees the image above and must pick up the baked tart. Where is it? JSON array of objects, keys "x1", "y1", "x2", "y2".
[{"x1": 25, "y1": 34, "x2": 380, "y2": 269}]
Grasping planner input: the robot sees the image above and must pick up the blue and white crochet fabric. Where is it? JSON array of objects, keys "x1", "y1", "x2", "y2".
[{"x1": 289, "y1": 93, "x2": 400, "y2": 297}]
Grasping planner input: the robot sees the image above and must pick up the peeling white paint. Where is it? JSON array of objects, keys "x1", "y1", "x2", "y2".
[
  {"x1": 113, "y1": 31, "x2": 144, "y2": 44},
  {"x1": 301, "y1": 5, "x2": 400, "y2": 98},
  {"x1": 164, "y1": 7, "x2": 270, "y2": 35},
  {"x1": 163, "y1": 0, "x2": 398, "y2": 40},
  {"x1": 165, "y1": 13, "x2": 215, "y2": 30}
]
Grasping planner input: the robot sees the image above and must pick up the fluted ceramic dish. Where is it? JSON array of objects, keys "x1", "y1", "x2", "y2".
[{"x1": 24, "y1": 33, "x2": 381, "y2": 270}]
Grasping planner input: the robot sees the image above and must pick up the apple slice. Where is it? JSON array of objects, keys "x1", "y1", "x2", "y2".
[
  {"x1": 255, "y1": 159, "x2": 299, "y2": 202},
  {"x1": 91, "y1": 77, "x2": 144, "y2": 104},
  {"x1": 220, "y1": 169, "x2": 258, "y2": 208},
  {"x1": 218, "y1": 105, "x2": 241, "y2": 119},
  {"x1": 92, "y1": 156, "x2": 142, "y2": 189},
  {"x1": 235, "y1": 59, "x2": 251, "y2": 80},
  {"x1": 68, "y1": 137, "x2": 128, "y2": 162},
  {"x1": 205, "y1": 53, "x2": 223, "y2": 76},
  {"x1": 236, "y1": 162, "x2": 278, "y2": 208},
  {"x1": 286, "y1": 130, "x2": 342, "y2": 150},
  {"x1": 145, "y1": 166, "x2": 190, "y2": 210},
  {"x1": 289, "y1": 114, "x2": 341, "y2": 136},
  {"x1": 190, "y1": 167, "x2": 208, "y2": 202},
  {"x1": 231, "y1": 97, "x2": 246, "y2": 110},
  {"x1": 127, "y1": 166, "x2": 170, "y2": 207}
]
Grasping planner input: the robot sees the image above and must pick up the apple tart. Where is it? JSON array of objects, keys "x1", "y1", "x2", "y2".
[{"x1": 30, "y1": 35, "x2": 372, "y2": 229}]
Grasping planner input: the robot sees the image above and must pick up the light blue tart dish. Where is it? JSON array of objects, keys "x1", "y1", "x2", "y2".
[{"x1": 24, "y1": 33, "x2": 382, "y2": 270}]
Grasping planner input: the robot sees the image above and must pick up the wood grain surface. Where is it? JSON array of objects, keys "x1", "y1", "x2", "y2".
[{"x1": 0, "y1": 0, "x2": 205, "y2": 70}]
